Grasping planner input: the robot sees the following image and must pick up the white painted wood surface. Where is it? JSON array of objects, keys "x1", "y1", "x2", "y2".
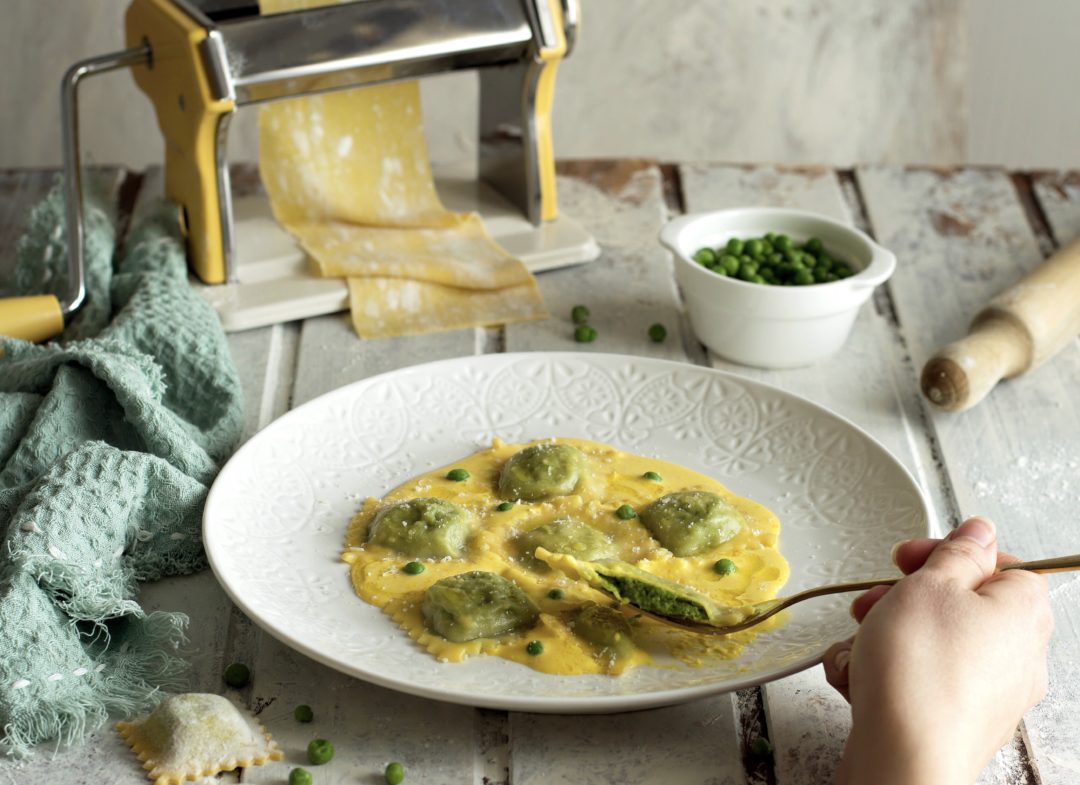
[
  {"x1": 2, "y1": 163, "x2": 1078, "y2": 784},
  {"x1": 1010, "y1": 171, "x2": 1080, "y2": 785},
  {"x1": 858, "y1": 165, "x2": 1080, "y2": 785},
  {"x1": 676, "y1": 163, "x2": 977, "y2": 785}
]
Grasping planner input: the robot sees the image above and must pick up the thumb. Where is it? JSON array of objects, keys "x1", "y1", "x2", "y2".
[
  {"x1": 823, "y1": 639, "x2": 853, "y2": 703},
  {"x1": 919, "y1": 516, "x2": 998, "y2": 589}
]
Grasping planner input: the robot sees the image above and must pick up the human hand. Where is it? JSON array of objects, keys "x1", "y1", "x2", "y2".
[{"x1": 822, "y1": 516, "x2": 1053, "y2": 785}]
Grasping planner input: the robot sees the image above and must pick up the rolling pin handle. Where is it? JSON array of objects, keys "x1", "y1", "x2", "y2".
[{"x1": 920, "y1": 312, "x2": 1032, "y2": 412}]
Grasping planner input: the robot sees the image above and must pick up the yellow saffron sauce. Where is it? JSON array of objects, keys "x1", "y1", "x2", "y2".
[{"x1": 343, "y1": 437, "x2": 789, "y2": 675}]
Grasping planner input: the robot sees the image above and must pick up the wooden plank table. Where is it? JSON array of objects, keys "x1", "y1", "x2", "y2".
[{"x1": 2, "y1": 162, "x2": 1078, "y2": 784}]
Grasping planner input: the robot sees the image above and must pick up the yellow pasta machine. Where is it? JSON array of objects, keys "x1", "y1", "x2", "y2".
[{"x1": 2, "y1": 0, "x2": 595, "y2": 340}]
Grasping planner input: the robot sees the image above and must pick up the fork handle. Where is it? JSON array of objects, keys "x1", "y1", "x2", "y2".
[
  {"x1": 796, "y1": 553, "x2": 1080, "y2": 604},
  {"x1": 1000, "y1": 554, "x2": 1080, "y2": 574}
]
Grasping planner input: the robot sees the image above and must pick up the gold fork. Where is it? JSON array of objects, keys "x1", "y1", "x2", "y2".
[{"x1": 624, "y1": 554, "x2": 1080, "y2": 635}]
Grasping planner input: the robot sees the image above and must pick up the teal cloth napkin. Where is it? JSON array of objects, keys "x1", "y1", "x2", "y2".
[{"x1": 0, "y1": 182, "x2": 244, "y2": 756}]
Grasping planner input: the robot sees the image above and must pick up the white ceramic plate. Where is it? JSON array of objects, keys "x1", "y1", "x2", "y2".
[{"x1": 204, "y1": 353, "x2": 928, "y2": 713}]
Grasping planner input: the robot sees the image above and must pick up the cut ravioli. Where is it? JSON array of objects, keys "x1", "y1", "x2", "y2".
[
  {"x1": 116, "y1": 693, "x2": 281, "y2": 785},
  {"x1": 538, "y1": 548, "x2": 751, "y2": 626}
]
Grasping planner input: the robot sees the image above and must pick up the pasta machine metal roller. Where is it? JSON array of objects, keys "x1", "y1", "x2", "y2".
[{"x1": 1, "y1": 0, "x2": 595, "y2": 340}]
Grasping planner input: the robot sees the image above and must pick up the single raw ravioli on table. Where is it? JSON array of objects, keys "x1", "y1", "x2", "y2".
[
  {"x1": 258, "y1": 0, "x2": 548, "y2": 338},
  {"x1": 343, "y1": 437, "x2": 790, "y2": 676},
  {"x1": 116, "y1": 693, "x2": 282, "y2": 785}
]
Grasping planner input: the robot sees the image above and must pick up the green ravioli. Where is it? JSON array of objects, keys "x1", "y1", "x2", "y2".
[
  {"x1": 639, "y1": 491, "x2": 743, "y2": 556},
  {"x1": 422, "y1": 571, "x2": 539, "y2": 642},
  {"x1": 367, "y1": 498, "x2": 472, "y2": 558},
  {"x1": 514, "y1": 518, "x2": 617, "y2": 567},
  {"x1": 499, "y1": 443, "x2": 589, "y2": 501}
]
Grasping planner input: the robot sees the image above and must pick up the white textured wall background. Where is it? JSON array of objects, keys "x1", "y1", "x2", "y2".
[
  {"x1": 968, "y1": 0, "x2": 1080, "y2": 167},
  {"x1": 2, "y1": 0, "x2": 1079, "y2": 169},
  {"x1": 552, "y1": 0, "x2": 967, "y2": 165}
]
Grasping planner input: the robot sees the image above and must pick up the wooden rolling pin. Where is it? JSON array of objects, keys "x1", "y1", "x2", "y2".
[{"x1": 921, "y1": 235, "x2": 1080, "y2": 411}]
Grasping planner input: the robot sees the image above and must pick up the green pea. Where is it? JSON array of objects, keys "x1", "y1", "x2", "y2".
[
  {"x1": 643, "y1": 471, "x2": 662, "y2": 482},
  {"x1": 294, "y1": 704, "x2": 314, "y2": 723},
  {"x1": 223, "y1": 662, "x2": 250, "y2": 689},
  {"x1": 713, "y1": 558, "x2": 737, "y2": 576},
  {"x1": 648, "y1": 323, "x2": 667, "y2": 342},
  {"x1": 496, "y1": 501, "x2": 514, "y2": 512},
  {"x1": 290, "y1": 768, "x2": 314, "y2": 785},
  {"x1": 307, "y1": 739, "x2": 334, "y2": 765},
  {"x1": 615, "y1": 504, "x2": 637, "y2": 520},
  {"x1": 575, "y1": 325, "x2": 598, "y2": 343},
  {"x1": 571, "y1": 304, "x2": 590, "y2": 325},
  {"x1": 693, "y1": 248, "x2": 717, "y2": 266},
  {"x1": 750, "y1": 736, "x2": 774, "y2": 757},
  {"x1": 526, "y1": 640, "x2": 544, "y2": 656},
  {"x1": 547, "y1": 588, "x2": 565, "y2": 600},
  {"x1": 446, "y1": 468, "x2": 470, "y2": 481},
  {"x1": 707, "y1": 233, "x2": 850, "y2": 288},
  {"x1": 403, "y1": 561, "x2": 426, "y2": 575},
  {"x1": 385, "y1": 762, "x2": 405, "y2": 785}
]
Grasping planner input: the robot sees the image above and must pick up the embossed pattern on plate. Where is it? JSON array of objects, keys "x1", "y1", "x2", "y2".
[{"x1": 204, "y1": 353, "x2": 929, "y2": 713}]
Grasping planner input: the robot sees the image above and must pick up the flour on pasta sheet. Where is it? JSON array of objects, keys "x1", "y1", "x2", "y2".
[{"x1": 257, "y1": 0, "x2": 547, "y2": 338}]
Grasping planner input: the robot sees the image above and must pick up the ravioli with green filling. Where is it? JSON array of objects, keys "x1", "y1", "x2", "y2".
[
  {"x1": 537, "y1": 548, "x2": 755, "y2": 627},
  {"x1": 422, "y1": 571, "x2": 539, "y2": 642},
  {"x1": 569, "y1": 602, "x2": 635, "y2": 659},
  {"x1": 367, "y1": 497, "x2": 472, "y2": 558},
  {"x1": 514, "y1": 518, "x2": 617, "y2": 567},
  {"x1": 499, "y1": 443, "x2": 588, "y2": 501},
  {"x1": 639, "y1": 491, "x2": 743, "y2": 556}
]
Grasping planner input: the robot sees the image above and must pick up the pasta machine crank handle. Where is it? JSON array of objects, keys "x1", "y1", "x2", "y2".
[{"x1": 60, "y1": 47, "x2": 152, "y2": 331}]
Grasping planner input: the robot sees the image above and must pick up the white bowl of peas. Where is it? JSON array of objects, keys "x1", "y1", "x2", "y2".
[{"x1": 660, "y1": 207, "x2": 896, "y2": 368}]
